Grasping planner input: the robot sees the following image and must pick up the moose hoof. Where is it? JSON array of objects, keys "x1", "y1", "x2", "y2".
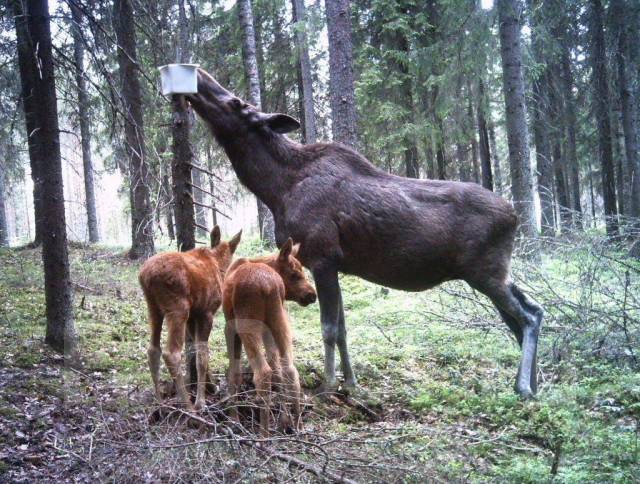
[
  {"x1": 318, "y1": 379, "x2": 339, "y2": 396},
  {"x1": 515, "y1": 384, "x2": 535, "y2": 400},
  {"x1": 343, "y1": 376, "x2": 358, "y2": 391},
  {"x1": 193, "y1": 399, "x2": 205, "y2": 412}
]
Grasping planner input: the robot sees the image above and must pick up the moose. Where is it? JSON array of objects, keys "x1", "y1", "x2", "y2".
[
  {"x1": 186, "y1": 68, "x2": 544, "y2": 399},
  {"x1": 139, "y1": 226, "x2": 242, "y2": 410},
  {"x1": 223, "y1": 238, "x2": 316, "y2": 435}
]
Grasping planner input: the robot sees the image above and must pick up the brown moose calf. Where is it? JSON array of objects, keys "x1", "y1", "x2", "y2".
[
  {"x1": 223, "y1": 238, "x2": 316, "y2": 435},
  {"x1": 139, "y1": 226, "x2": 241, "y2": 411}
]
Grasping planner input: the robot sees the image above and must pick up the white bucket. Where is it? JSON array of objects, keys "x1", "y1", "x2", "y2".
[{"x1": 159, "y1": 64, "x2": 199, "y2": 95}]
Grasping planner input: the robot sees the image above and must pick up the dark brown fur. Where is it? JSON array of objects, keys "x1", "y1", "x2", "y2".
[{"x1": 187, "y1": 69, "x2": 543, "y2": 398}]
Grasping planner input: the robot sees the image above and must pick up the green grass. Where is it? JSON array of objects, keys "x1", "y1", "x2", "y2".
[{"x1": 0, "y1": 239, "x2": 638, "y2": 482}]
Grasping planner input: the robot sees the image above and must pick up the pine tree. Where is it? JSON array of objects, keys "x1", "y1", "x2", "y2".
[
  {"x1": 588, "y1": 0, "x2": 619, "y2": 236},
  {"x1": 325, "y1": 0, "x2": 359, "y2": 147},
  {"x1": 71, "y1": 4, "x2": 99, "y2": 243},
  {"x1": 238, "y1": 0, "x2": 276, "y2": 246},
  {"x1": 113, "y1": 0, "x2": 155, "y2": 257},
  {"x1": 497, "y1": 0, "x2": 537, "y2": 237},
  {"x1": 14, "y1": 0, "x2": 78, "y2": 353}
]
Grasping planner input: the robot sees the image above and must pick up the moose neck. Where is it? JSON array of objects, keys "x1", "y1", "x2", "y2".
[{"x1": 217, "y1": 131, "x2": 300, "y2": 210}]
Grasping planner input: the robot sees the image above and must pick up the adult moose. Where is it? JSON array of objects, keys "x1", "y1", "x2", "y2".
[{"x1": 186, "y1": 68, "x2": 543, "y2": 398}]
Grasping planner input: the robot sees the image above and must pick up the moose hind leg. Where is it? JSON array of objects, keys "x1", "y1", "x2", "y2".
[
  {"x1": 477, "y1": 280, "x2": 542, "y2": 398},
  {"x1": 510, "y1": 284, "x2": 543, "y2": 393}
]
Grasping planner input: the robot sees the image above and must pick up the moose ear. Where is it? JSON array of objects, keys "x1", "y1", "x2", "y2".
[
  {"x1": 257, "y1": 113, "x2": 301, "y2": 134},
  {"x1": 210, "y1": 225, "x2": 221, "y2": 247},
  {"x1": 279, "y1": 238, "x2": 293, "y2": 261},
  {"x1": 228, "y1": 230, "x2": 242, "y2": 254}
]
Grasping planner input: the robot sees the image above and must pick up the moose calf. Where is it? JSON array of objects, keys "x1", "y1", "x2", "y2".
[
  {"x1": 139, "y1": 226, "x2": 241, "y2": 410},
  {"x1": 223, "y1": 238, "x2": 316, "y2": 435}
]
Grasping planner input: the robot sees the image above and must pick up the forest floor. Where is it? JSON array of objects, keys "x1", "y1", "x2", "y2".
[{"x1": 0, "y1": 236, "x2": 639, "y2": 483}]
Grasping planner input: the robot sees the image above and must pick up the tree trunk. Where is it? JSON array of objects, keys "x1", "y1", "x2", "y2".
[
  {"x1": 425, "y1": 137, "x2": 436, "y2": 179},
  {"x1": 16, "y1": 0, "x2": 77, "y2": 354},
  {"x1": 589, "y1": 0, "x2": 619, "y2": 236},
  {"x1": 0, "y1": 163, "x2": 8, "y2": 247},
  {"x1": 292, "y1": 0, "x2": 317, "y2": 144},
  {"x1": 192, "y1": 169, "x2": 207, "y2": 237},
  {"x1": 325, "y1": 0, "x2": 359, "y2": 147},
  {"x1": 489, "y1": 121, "x2": 503, "y2": 193},
  {"x1": 404, "y1": 146, "x2": 419, "y2": 178},
  {"x1": 497, "y1": 0, "x2": 537, "y2": 238},
  {"x1": 612, "y1": 0, "x2": 640, "y2": 223},
  {"x1": 457, "y1": 142, "x2": 469, "y2": 182},
  {"x1": 238, "y1": 0, "x2": 276, "y2": 246},
  {"x1": 612, "y1": 111, "x2": 626, "y2": 216},
  {"x1": 477, "y1": 79, "x2": 493, "y2": 191},
  {"x1": 548, "y1": 66, "x2": 571, "y2": 230},
  {"x1": 436, "y1": 119, "x2": 447, "y2": 180},
  {"x1": 455, "y1": 76, "x2": 469, "y2": 182},
  {"x1": 71, "y1": 4, "x2": 99, "y2": 243},
  {"x1": 467, "y1": 91, "x2": 480, "y2": 184},
  {"x1": 170, "y1": 0, "x2": 196, "y2": 251},
  {"x1": 113, "y1": 0, "x2": 155, "y2": 258},
  {"x1": 162, "y1": 174, "x2": 175, "y2": 240},
  {"x1": 172, "y1": 96, "x2": 196, "y2": 251},
  {"x1": 207, "y1": 148, "x2": 218, "y2": 227},
  {"x1": 533, "y1": 100, "x2": 552, "y2": 235},
  {"x1": 13, "y1": 0, "x2": 43, "y2": 246},
  {"x1": 560, "y1": 36, "x2": 582, "y2": 227}
]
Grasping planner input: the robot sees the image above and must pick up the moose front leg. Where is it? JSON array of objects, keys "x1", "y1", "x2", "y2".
[{"x1": 314, "y1": 266, "x2": 355, "y2": 391}]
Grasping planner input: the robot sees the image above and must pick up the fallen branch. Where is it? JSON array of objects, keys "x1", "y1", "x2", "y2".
[
  {"x1": 72, "y1": 282, "x2": 102, "y2": 294},
  {"x1": 161, "y1": 407, "x2": 356, "y2": 483},
  {"x1": 265, "y1": 447, "x2": 356, "y2": 484}
]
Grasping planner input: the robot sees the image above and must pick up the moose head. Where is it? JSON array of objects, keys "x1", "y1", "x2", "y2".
[{"x1": 186, "y1": 69, "x2": 300, "y2": 140}]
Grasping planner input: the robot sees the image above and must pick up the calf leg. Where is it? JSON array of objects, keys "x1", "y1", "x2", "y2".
[
  {"x1": 313, "y1": 266, "x2": 346, "y2": 390},
  {"x1": 185, "y1": 317, "x2": 197, "y2": 391},
  {"x1": 193, "y1": 313, "x2": 213, "y2": 411},
  {"x1": 162, "y1": 310, "x2": 192, "y2": 408},
  {"x1": 224, "y1": 320, "x2": 243, "y2": 422},
  {"x1": 268, "y1": 306, "x2": 302, "y2": 432},
  {"x1": 241, "y1": 332, "x2": 272, "y2": 436},
  {"x1": 474, "y1": 279, "x2": 543, "y2": 398},
  {"x1": 146, "y1": 302, "x2": 163, "y2": 401},
  {"x1": 263, "y1": 330, "x2": 282, "y2": 391}
]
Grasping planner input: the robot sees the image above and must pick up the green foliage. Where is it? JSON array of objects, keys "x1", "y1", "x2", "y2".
[{"x1": 1, "y1": 230, "x2": 639, "y2": 481}]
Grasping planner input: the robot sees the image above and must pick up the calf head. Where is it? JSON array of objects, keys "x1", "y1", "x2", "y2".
[
  {"x1": 275, "y1": 238, "x2": 316, "y2": 306},
  {"x1": 186, "y1": 68, "x2": 300, "y2": 139},
  {"x1": 210, "y1": 225, "x2": 242, "y2": 273}
]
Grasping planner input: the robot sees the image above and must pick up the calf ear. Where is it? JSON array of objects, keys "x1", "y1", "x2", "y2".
[
  {"x1": 229, "y1": 230, "x2": 242, "y2": 253},
  {"x1": 257, "y1": 113, "x2": 301, "y2": 134},
  {"x1": 279, "y1": 238, "x2": 293, "y2": 261},
  {"x1": 210, "y1": 225, "x2": 221, "y2": 247},
  {"x1": 291, "y1": 243, "x2": 301, "y2": 259}
]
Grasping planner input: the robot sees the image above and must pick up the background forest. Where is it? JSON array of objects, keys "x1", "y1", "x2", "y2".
[{"x1": 0, "y1": 0, "x2": 639, "y2": 482}]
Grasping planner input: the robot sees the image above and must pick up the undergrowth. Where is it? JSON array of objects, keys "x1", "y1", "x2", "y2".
[{"x1": 0, "y1": 235, "x2": 638, "y2": 482}]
